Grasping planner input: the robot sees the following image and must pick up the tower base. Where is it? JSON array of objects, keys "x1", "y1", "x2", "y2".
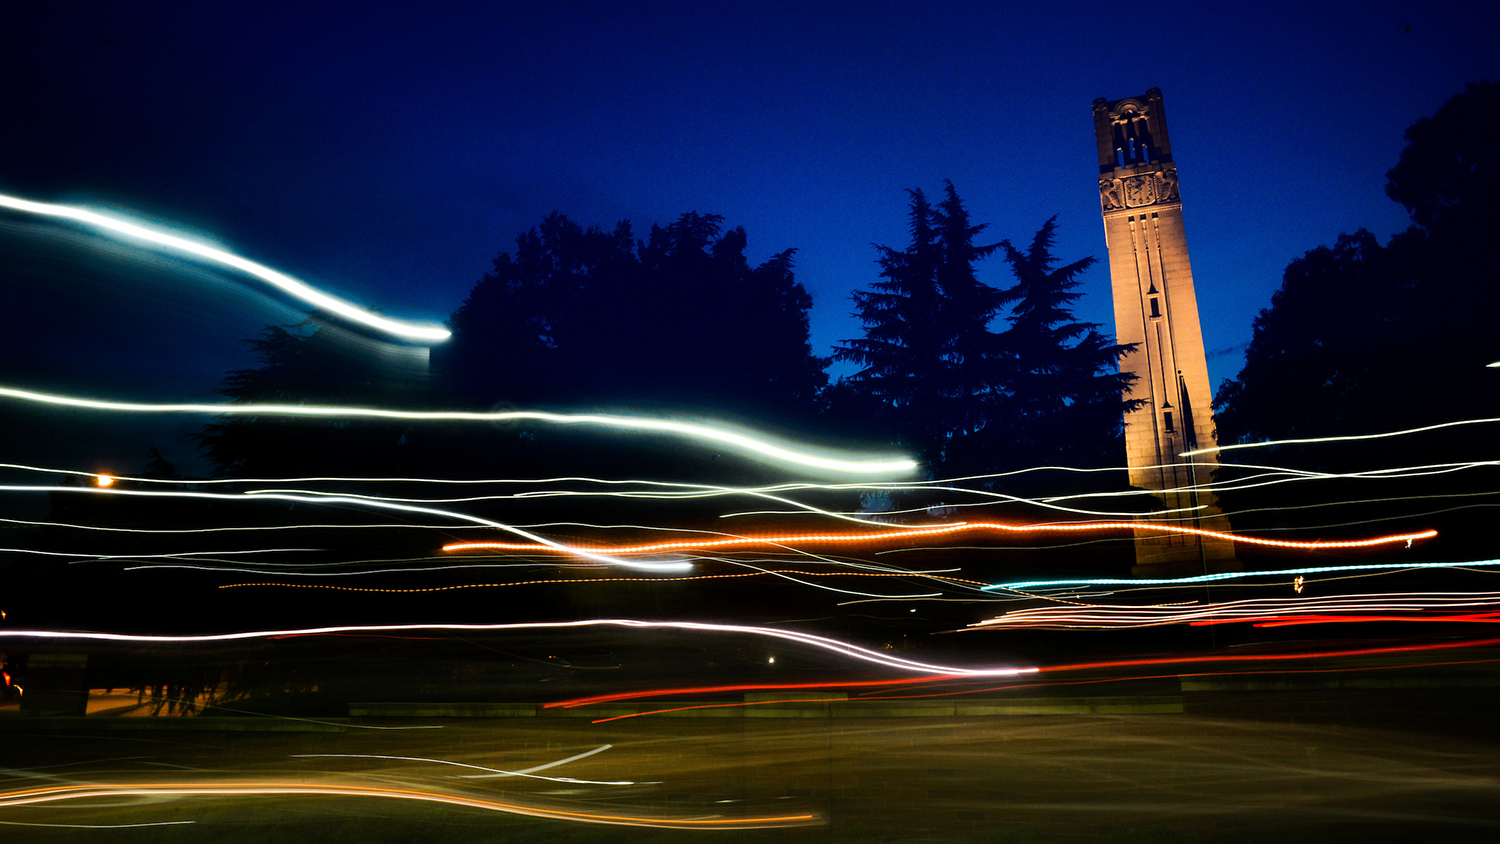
[{"x1": 1129, "y1": 512, "x2": 1240, "y2": 579}]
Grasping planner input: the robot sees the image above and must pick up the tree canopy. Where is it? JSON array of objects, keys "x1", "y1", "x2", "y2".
[
  {"x1": 194, "y1": 316, "x2": 423, "y2": 477},
  {"x1": 834, "y1": 182, "x2": 1137, "y2": 479},
  {"x1": 986, "y1": 217, "x2": 1140, "y2": 471},
  {"x1": 442, "y1": 210, "x2": 828, "y2": 426},
  {"x1": 1215, "y1": 80, "x2": 1500, "y2": 449}
]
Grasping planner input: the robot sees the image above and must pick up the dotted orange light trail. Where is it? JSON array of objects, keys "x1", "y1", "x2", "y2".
[
  {"x1": 0, "y1": 782, "x2": 818, "y2": 829},
  {"x1": 442, "y1": 523, "x2": 1438, "y2": 555}
]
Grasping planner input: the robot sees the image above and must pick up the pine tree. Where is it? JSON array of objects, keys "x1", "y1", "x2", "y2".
[
  {"x1": 993, "y1": 217, "x2": 1140, "y2": 469},
  {"x1": 833, "y1": 183, "x2": 1006, "y2": 472}
]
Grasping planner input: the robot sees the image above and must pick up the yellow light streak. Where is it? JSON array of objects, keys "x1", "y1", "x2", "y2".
[{"x1": 0, "y1": 782, "x2": 817, "y2": 829}]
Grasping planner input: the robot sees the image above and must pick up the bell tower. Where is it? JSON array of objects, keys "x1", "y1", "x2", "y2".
[{"x1": 1093, "y1": 89, "x2": 1238, "y2": 577}]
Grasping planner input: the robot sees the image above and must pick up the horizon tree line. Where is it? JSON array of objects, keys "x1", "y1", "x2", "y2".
[{"x1": 188, "y1": 181, "x2": 1135, "y2": 488}]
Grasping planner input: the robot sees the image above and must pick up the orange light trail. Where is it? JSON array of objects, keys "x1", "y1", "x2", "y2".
[
  {"x1": 0, "y1": 782, "x2": 818, "y2": 829},
  {"x1": 442, "y1": 523, "x2": 1437, "y2": 555}
]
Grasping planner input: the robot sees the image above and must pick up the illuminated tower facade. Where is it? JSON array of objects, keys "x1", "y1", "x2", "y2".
[{"x1": 1093, "y1": 89, "x2": 1238, "y2": 576}]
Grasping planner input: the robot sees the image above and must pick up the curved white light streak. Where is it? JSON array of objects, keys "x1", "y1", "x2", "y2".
[
  {"x1": 0, "y1": 484, "x2": 688, "y2": 573},
  {"x1": 0, "y1": 192, "x2": 450, "y2": 343},
  {"x1": 0, "y1": 820, "x2": 195, "y2": 829},
  {"x1": 293, "y1": 748, "x2": 633, "y2": 785},
  {"x1": 0, "y1": 385, "x2": 916, "y2": 477},
  {"x1": 0, "y1": 619, "x2": 1036, "y2": 677},
  {"x1": 1189, "y1": 416, "x2": 1500, "y2": 457},
  {"x1": 0, "y1": 516, "x2": 450, "y2": 534},
  {"x1": 709, "y1": 558, "x2": 943, "y2": 600},
  {"x1": 0, "y1": 547, "x2": 317, "y2": 559}
]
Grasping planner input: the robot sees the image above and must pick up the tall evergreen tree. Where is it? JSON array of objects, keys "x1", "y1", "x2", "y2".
[
  {"x1": 836, "y1": 186, "x2": 1137, "y2": 479},
  {"x1": 833, "y1": 187, "x2": 938, "y2": 455},
  {"x1": 990, "y1": 217, "x2": 1140, "y2": 470},
  {"x1": 194, "y1": 315, "x2": 421, "y2": 476},
  {"x1": 932, "y1": 183, "x2": 1008, "y2": 447},
  {"x1": 833, "y1": 184, "x2": 1005, "y2": 470}
]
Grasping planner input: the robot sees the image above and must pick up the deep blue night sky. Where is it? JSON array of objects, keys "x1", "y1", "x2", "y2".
[{"x1": 1, "y1": 1, "x2": 1495, "y2": 473}]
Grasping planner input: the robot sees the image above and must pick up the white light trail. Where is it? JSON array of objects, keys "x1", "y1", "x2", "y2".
[
  {"x1": 0, "y1": 484, "x2": 688, "y2": 572},
  {"x1": 0, "y1": 619, "x2": 1037, "y2": 677},
  {"x1": 0, "y1": 191, "x2": 450, "y2": 343},
  {"x1": 0, "y1": 820, "x2": 196, "y2": 829},
  {"x1": 293, "y1": 748, "x2": 634, "y2": 785},
  {"x1": 1185, "y1": 416, "x2": 1500, "y2": 457},
  {"x1": 0, "y1": 385, "x2": 917, "y2": 477}
]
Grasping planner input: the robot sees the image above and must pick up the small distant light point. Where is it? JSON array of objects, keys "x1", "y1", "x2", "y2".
[
  {"x1": 767, "y1": 656, "x2": 776, "y2": 664},
  {"x1": 96, "y1": 474, "x2": 115, "y2": 487}
]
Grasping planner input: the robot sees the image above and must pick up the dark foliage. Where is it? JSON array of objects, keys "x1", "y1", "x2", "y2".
[
  {"x1": 442, "y1": 210, "x2": 828, "y2": 424},
  {"x1": 194, "y1": 316, "x2": 425, "y2": 477},
  {"x1": 1212, "y1": 81, "x2": 1500, "y2": 559},
  {"x1": 1216, "y1": 81, "x2": 1500, "y2": 450},
  {"x1": 833, "y1": 185, "x2": 1006, "y2": 470},
  {"x1": 986, "y1": 217, "x2": 1141, "y2": 471},
  {"x1": 403, "y1": 210, "x2": 834, "y2": 492},
  {"x1": 834, "y1": 183, "x2": 1137, "y2": 480}
]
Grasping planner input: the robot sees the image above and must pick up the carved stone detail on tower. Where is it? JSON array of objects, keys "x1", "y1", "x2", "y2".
[
  {"x1": 1100, "y1": 165, "x2": 1181, "y2": 212},
  {"x1": 1099, "y1": 178, "x2": 1124, "y2": 211}
]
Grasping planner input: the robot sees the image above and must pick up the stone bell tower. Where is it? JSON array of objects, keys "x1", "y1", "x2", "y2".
[{"x1": 1093, "y1": 89, "x2": 1238, "y2": 577}]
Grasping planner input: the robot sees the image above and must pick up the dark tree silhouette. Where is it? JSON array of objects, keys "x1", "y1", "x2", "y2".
[
  {"x1": 985, "y1": 217, "x2": 1141, "y2": 471},
  {"x1": 443, "y1": 210, "x2": 827, "y2": 424},
  {"x1": 835, "y1": 183, "x2": 1135, "y2": 480},
  {"x1": 1385, "y1": 80, "x2": 1500, "y2": 234},
  {"x1": 833, "y1": 184, "x2": 1006, "y2": 472},
  {"x1": 1211, "y1": 82, "x2": 1500, "y2": 557},
  {"x1": 194, "y1": 316, "x2": 423, "y2": 477},
  {"x1": 432, "y1": 210, "x2": 831, "y2": 488},
  {"x1": 1212, "y1": 230, "x2": 1403, "y2": 445},
  {"x1": 1215, "y1": 81, "x2": 1500, "y2": 449}
]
